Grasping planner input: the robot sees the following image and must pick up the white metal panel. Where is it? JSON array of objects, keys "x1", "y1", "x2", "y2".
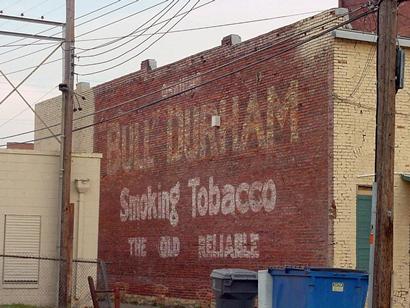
[
  {"x1": 3, "y1": 215, "x2": 41, "y2": 283},
  {"x1": 258, "y1": 269, "x2": 273, "y2": 308}
]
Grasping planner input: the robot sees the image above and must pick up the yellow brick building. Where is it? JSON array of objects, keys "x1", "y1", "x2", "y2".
[{"x1": 332, "y1": 30, "x2": 410, "y2": 307}]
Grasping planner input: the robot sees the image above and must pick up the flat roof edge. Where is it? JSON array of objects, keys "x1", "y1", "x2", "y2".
[
  {"x1": 0, "y1": 149, "x2": 102, "y2": 159},
  {"x1": 332, "y1": 29, "x2": 410, "y2": 48}
]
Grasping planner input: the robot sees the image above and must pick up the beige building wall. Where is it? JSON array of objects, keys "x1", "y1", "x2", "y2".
[
  {"x1": 0, "y1": 149, "x2": 101, "y2": 307},
  {"x1": 34, "y1": 82, "x2": 96, "y2": 153},
  {"x1": 333, "y1": 37, "x2": 410, "y2": 307}
]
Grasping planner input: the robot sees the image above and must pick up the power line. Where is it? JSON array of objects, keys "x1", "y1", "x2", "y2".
[
  {"x1": 73, "y1": 7, "x2": 379, "y2": 127},
  {"x1": 77, "y1": 0, "x2": 214, "y2": 74},
  {"x1": 0, "y1": 0, "x2": 125, "y2": 50},
  {"x1": 0, "y1": 0, "x2": 169, "y2": 69},
  {"x1": 0, "y1": 1, "x2": 166, "y2": 65},
  {"x1": 75, "y1": 0, "x2": 143, "y2": 29},
  {"x1": 0, "y1": 11, "x2": 324, "y2": 48},
  {"x1": 1, "y1": 6, "x2": 359, "y2": 140},
  {"x1": 0, "y1": 5, "x2": 376, "y2": 144},
  {"x1": 41, "y1": 2, "x2": 65, "y2": 18},
  {"x1": 1, "y1": 0, "x2": 214, "y2": 76},
  {"x1": 0, "y1": 43, "x2": 62, "y2": 106},
  {"x1": 76, "y1": 0, "x2": 183, "y2": 58},
  {"x1": 0, "y1": 0, "x2": 142, "y2": 55},
  {"x1": 75, "y1": 0, "x2": 172, "y2": 39},
  {"x1": 22, "y1": 0, "x2": 52, "y2": 15},
  {"x1": 0, "y1": 70, "x2": 60, "y2": 143},
  {"x1": 77, "y1": 8, "x2": 318, "y2": 55},
  {"x1": 0, "y1": 42, "x2": 61, "y2": 65},
  {"x1": 0, "y1": 85, "x2": 58, "y2": 129},
  {"x1": 77, "y1": 0, "x2": 190, "y2": 67},
  {"x1": 2, "y1": 0, "x2": 25, "y2": 11}
]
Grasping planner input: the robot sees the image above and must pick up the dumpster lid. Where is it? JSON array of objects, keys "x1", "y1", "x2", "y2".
[
  {"x1": 268, "y1": 267, "x2": 368, "y2": 276},
  {"x1": 210, "y1": 268, "x2": 257, "y2": 280}
]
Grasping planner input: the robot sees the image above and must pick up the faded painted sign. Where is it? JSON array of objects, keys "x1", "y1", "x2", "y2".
[
  {"x1": 120, "y1": 183, "x2": 180, "y2": 227},
  {"x1": 121, "y1": 176, "x2": 275, "y2": 259},
  {"x1": 106, "y1": 81, "x2": 299, "y2": 175},
  {"x1": 198, "y1": 233, "x2": 259, "y2": 259}
]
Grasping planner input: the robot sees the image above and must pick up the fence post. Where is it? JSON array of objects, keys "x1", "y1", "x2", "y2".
[
  {"x1": 87, "y1": 276, "x2": 100, "y2": 308},
  {"x1": 98, "y1": 260, "x2": 112, "y2": 308}
]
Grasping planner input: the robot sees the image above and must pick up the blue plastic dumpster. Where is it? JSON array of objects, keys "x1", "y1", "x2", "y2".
[{"x1": 268, "y1": 267, "x2": 368, "y2": 308}]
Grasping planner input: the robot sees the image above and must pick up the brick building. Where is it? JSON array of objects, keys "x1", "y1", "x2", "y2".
[{"x1": 35, "y1": 6, "x2": 409, "y2": 307}]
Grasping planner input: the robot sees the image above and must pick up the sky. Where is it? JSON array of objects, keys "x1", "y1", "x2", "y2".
[{"x1": 0, "y1": 0, "x2": 339, "y2": 144}]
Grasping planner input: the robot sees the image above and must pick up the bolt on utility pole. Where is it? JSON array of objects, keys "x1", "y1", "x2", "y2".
[
  {"x1": 373, "y1": 0, "x2": 398, "y2": 307},
  {"x1": 58, "y1": 0, "x2": 75, "y2": 307}
]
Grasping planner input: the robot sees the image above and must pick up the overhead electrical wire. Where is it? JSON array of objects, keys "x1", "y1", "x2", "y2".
[
  {"x1": 0, "y1": 7, "x2": 366, "y2": 142},
  {"x1": 1, "y1": 0, "x2": 214, "y2": 76},
  {"x1": 2, "y1": 4, "x2": 378, "y2": 148},
  {"x1": 75, "y1": 0, "x2": 143, "y2": 29},
  {"x1": 0, "y1": 43, "x2": 61, "y2": 65},
  {"x1": 1, "y1": 4, "x2": 364, "y2": 137},
  {"x1": 0, "y1": 4, "x2": 375, "y2": 142},
  {"x1": 76, "y1": 0, "x2": 184, "y2": 58},
  {"x1": 76, "y1": 0, "x2": 194, "y2": 68},
  {"x1": 1, "y1": 11, "x2": 322, "y2": 48},
  {"x1": 0, "y1": 9, "x2": 324, "y2": 49},
  {"x1": 21, "y1": 0, "x2": 52, "y2": 15},
  {"x1": 9, "y1": 4, "x2": 360, "y2": 108},
  {"x1": 0, "y1": 0, "x2": 143, "y2": 56},
  {"x1": 0, "y1": 43, "x2": 62, "y2": 107},
  {"x1": 74, "y1": 0, "x2": 172, "y2": 39},
  {"x1": 41, "y1": 2, "x2": 65, "y2": 18},
  {"x1": 87, "y1": 11, "x2": 327, "y2": 44},
  {"x1": 0, "y1": 1, "x2": 168, "y2": 66},
  {"x1": 75, "y1": 0, "x2": 218, "y2": 53},
  {"x1": 1, "y1": 0, "x2": 25, "y2": 11},
  {"x1": 77, "y1": 0, "x2": 202, "y2": 74},
  {"x1": 0, "y1": 0, "x2": 51, "y2": 28},
  {"x1": 75, "y1": 1, "x2": 352, "y2": 75},
  {"x1": 0, "y1": 0, "x2": 169, "y2": 70},
  {"x1": 0, "y1": 85, "x2": 58, "y2": 129},
  {"x1": 0, "y1": 0, "x2": 128, "y2": 50}
]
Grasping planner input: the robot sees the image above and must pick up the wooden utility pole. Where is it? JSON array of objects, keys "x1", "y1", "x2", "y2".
[
  {"x1": 58, "y1": 0, "x2": 75, "y2": 307},
  {"x1": 373, "y1": 0, "x2": 398, "y2": 307}
]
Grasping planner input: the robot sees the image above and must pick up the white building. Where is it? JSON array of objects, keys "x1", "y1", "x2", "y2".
[{"x1": 0, "y1": 149, "x2": 101, "y2": 307}]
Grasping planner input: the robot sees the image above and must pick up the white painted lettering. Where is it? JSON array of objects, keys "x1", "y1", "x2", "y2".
[
  {"x1": 159, "y1": 236, "x2": 180, "y2": 258},
  {"x1": 198, "y1": 233, "x2": 259, "y2": 259},
  {"x1": 128, "y1": 237, "x2": 147, "y2": 257}
]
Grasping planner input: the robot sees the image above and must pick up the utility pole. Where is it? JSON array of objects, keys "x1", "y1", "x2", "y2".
[
  {"x1": 58, "y1": 0, "x2": 75, "y2": 307},
  {"x1": 373, "y1": 0, "x2": 398, "y2": 307}
]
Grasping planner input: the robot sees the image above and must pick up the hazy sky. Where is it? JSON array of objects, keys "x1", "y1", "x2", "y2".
[{"x1": 0, "y1": 0, "x2": 338, "y2": 144}]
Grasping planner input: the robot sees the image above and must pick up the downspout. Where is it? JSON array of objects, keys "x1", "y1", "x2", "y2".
[
  {"x1": 74, "y1": 178, "x2": 90, "y2": 299},
  {"x1": 74, "y1": 178, "x2": 90, "y2": 260}
]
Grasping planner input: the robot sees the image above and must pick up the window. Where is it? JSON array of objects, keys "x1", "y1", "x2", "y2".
[{"x1": 3, "y1": 215, "x2": 41, "y2": 284}]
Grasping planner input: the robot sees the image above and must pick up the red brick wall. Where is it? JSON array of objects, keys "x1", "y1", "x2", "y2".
[
  {"x1": 94, "y1": 12, "x2": 335, "y2": 302},
  {"x1": 339, "y1": 0, "x2": 410, "y2": 37}
]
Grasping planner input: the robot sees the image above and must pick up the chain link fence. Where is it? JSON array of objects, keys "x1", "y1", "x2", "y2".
[{"x1": 0, "y1": 254, "x2": 109, "y2": 308}]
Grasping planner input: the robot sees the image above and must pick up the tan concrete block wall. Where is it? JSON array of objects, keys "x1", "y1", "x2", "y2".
[
  {"x1": 0, "y1": 149, "x2": 101, "y2": 307},
  {"x1": 333, "y1": 39, "x2": 409, "y2": 307},
  {"x1": 34, "y1": 82, "x2": 95, "y2": 153}
]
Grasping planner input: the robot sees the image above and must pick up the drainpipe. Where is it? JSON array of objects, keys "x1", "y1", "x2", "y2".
[
  {"x1": 74, "y1": 178, "x2": 90, "y2": 260},
  {"x1": 73, "y1": 178, "x2": 90, "y2": 300}
]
